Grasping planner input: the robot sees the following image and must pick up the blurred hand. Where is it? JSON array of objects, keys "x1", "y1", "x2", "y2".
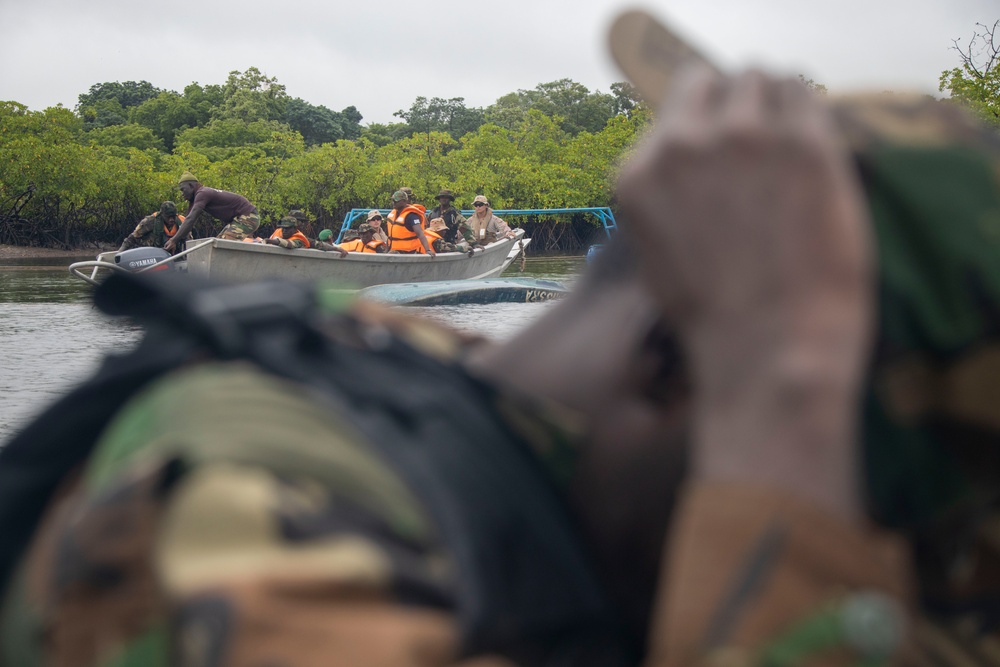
[{"x1": 617, "y1": 68, "x2": 873, "y2": 519}]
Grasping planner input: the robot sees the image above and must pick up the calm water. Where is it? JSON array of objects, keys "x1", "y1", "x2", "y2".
[{"x1": 0, "y1": 256, "x2": 583, "y2": 440}]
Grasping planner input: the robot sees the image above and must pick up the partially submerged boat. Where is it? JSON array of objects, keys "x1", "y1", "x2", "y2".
[{"x1": 358, "y1": 277, "x2": 568, "y2": 306}]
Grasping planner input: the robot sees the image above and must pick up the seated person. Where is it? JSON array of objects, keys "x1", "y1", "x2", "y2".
[
  {"x1": 118, "y1": 201, "x2": 187, "y2": 254},
  {"x1": 267, "y1": 217, "x2": 311, "y2": 249},
  {"x1": 425, "y1": 218, "x2": 459, "y2": 253},
  {"x1": 386, "y1": 190, "x2": 434, "y2": 256},
  {"x1": 312, "y1": 229, "x2": 350, "y2": 257},
  {"x1": 365, "y1": 209, "x2": 389, "y2": 243},
  {"x1": 463, "y1": 195, "x2": 515, "y2": 245},
  {"x1": 339, "y1": 224, "x2": 387, "y2": 253}
]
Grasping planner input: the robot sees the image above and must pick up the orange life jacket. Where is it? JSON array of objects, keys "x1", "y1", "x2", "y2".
[
  {"x1": 387, "y1": 205, "x2": 427, "y2": 253},
  {"x1": 269, "y1": 228, "x2": 311, "y2": 248},
  {"x1": 160, "y1": 213, "x2": 185, "y2": 238},
  {"x1": 342, "y1": 238, "x2": 387, "y2": 253},
  {"x1": 424, "y1": 228, "x2": 442, "y2": 250}
]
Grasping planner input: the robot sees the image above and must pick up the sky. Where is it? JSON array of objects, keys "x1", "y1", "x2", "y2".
[{"x1": 0, "y1": 0, "x2": 995, "y2": 126}]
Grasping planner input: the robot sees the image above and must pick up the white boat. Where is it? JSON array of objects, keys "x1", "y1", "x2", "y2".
[{"x1": 70, "y1": 230, "x2": 531, "y2": 289}]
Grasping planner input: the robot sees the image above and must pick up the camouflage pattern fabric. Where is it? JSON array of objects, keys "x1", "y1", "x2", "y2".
[
  {"x1": 427, "y1": 206, "x2": 468, "y2": 244},
  {"x1": 830, "y1": 95, "x2": 1000, "y2": 661},
  {"x1": 119, "y1": 213, "x2": 174, "y2": 252},
  {"x1": 217, "y1": 213, "x2": 261, "y2": 241},
  {"x1": 2, "y1": 362, "x2": 459, "y2": 667}
]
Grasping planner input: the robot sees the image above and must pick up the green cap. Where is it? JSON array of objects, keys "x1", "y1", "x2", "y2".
[
  {"x1": 318, "y1": 229, "x2": 334, "y2": 242},
  {"x1": 159, "y1": 201, "x2": 177, "y2": 217},
  {"x1": 178, "y1": 172, "x2": 198, "y2": 184},
  {"x1": 278, "y1": 216, "x2": 298, "y2": 228}
]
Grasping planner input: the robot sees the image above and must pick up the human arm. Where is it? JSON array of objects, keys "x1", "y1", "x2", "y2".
[
  {"x1": 118, "y1": 216, "x2": 155, "y2": 252},
  {"x1": 407, "y1": 214, "x2": 435, "y2": 257},
  {"x1": 165, "y1": 207, "x2": 201, "y2": 251},
  {"x1": 315, "y1": 240, "x2": 350, "y2": 257}
]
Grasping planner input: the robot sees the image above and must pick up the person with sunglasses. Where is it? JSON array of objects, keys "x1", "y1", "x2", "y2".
[
  {"x1": 465, "y1": 195, "x2": 515, "y2": 245},
  {"x1": 364, "y1": 209, "x2": 389, "y2": 244}
]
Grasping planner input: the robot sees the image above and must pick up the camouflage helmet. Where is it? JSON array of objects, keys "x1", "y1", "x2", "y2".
[
  {"x1": 159, "y1": 201, "x2": 178, "y2": 217},
  {"x1": 278, "y1": 216, "x2": 298, "y2": 228}
]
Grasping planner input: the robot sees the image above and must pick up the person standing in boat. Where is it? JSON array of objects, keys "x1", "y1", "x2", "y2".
[
  {"x1": 386, "y1": 190, "x2": 435, "y2": 256},
  {"x1": 164, "y1": 172, "x2": 260, "y2": 251},
  {"x1": 118, "y1": 201, "x2": 187, "y2": 254},
  {"x1": 365, "y1": 209, "x2": 389, "y2": 244},
  {"x1": 267, "y1": 216, "x2": 312, "y2": 249},
  {"x1": 426, "y1": 189, "x2": 470, "y2": 245},
  {"x1": 464, "y1": 195, "x2": 515, "y2": 245}
]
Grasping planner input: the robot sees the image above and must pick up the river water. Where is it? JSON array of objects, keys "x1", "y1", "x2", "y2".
[{"x1": 0, "y1": 255, "x2": 583, "y2": 440}]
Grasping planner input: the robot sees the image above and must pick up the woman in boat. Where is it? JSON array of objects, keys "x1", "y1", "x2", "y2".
[{"x1": 464, "y1": 195, "x2": 515, "y2": 245}]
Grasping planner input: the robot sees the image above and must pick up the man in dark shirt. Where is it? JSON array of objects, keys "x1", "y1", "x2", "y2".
[
  {"x1": 426, "y1": 189, "x2": 471, "y2": 245},
  {"x1": 164, "y1": 172, "x2": 260, "y2": 251}
]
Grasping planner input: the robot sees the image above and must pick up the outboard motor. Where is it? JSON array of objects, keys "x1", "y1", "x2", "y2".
[{"x1": 114, "y1": 247, "x2": 175, "y2": 273}]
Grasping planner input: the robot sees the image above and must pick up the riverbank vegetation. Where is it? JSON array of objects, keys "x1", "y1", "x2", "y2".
[
  {"x1": 0, "y1": 70, "x2": 649, "y2": 252},
  {"x1": 2, "y1": 19, "x2": 997, "y2": 253}
]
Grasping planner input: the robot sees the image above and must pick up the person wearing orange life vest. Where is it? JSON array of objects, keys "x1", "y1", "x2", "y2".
[
  {"x1": 118, "y1": 201, "x2": 187, "y2": 254},
  {"x1": 267, "y1": 217, "x2": 311, "y2": 249},
  {"x1": 339, "y1": 223, "x2": 387, "y2": 253},
  {"x1": 386, "y1": 190, "x2": 435, "y2": 256}
]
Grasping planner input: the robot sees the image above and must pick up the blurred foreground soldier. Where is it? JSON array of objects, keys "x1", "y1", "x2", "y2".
[
  {"x1": 4, "y1": 69, "x2": 1000, "y2": 667},
  {"x1": 267, "y1": 216, "x2": 311, "y2": 249},
  {"x1": 118, "y1": 201, "x2": 186, "y2": 254},
  {"x1": 165, "y1": 172, "x2": 259, "y2": 250},
  {"x1": 313, "y1": 229, "x2": 349, "y2": 256},
  {"x1": 427, "y1": 189, "x2": 468, "y2": 245}
]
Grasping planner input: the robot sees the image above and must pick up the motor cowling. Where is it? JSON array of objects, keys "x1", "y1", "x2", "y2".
[{"x1": 114, "y1": 247, "x2": 174, "y2": 273}]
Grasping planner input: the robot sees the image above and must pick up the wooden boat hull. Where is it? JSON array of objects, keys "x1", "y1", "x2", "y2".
[{"x1": 183, "y1": 230, "x2": 529, "y2": 287}]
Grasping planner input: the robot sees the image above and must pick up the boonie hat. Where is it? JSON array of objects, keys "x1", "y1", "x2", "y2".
[
  {"x1": 437, "y1": 189, "x2": 455, "y2": 201},
  {"x1": 472, "y1": 195, "x2": 489, "y2": 206},
  {"x1": 366, "y1": 209, "x2": 383, "y2": 221}
]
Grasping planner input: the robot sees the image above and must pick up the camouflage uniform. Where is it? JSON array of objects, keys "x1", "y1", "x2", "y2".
[
  {"x1": 119, "y1": 202, "x2": 184, "y2": 252},
  {"x1": 427, "y1": 203, "x2": 468, "y2": 245},
  {"x1": 4, "y1": 96, "x2": 1000, "y2": 667},
  {"x1": 217, "y1": 213, "x2": 262, "y2": 242}
]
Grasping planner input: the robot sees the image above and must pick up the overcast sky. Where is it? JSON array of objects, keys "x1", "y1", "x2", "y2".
[{"x1": 1, "y1": 0, "x2": 995, "y2": 125}]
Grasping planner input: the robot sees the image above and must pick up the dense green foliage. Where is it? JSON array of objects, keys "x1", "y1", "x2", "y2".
[
  {"x1": 0, "y1": 68, "x2": 650, "y2": 250},
  {"x1": 939, "y1": 20, "x2": 1000, "y2": 127}
]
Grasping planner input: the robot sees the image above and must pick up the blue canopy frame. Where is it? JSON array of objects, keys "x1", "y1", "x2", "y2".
[{"x1": 336, "y1": 206, "x2": 617, "y2": 243}]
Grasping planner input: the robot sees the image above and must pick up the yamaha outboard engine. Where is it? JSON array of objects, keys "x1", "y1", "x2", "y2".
[{"x1": 114, "y1": 247, "x2": 175, "y2": 273}]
